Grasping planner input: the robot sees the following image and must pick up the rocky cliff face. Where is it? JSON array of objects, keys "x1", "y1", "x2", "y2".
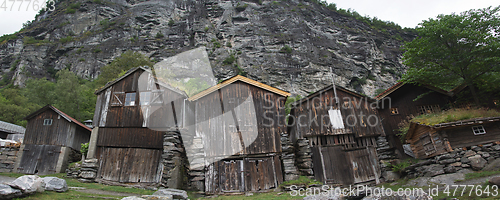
[{"x1": 0, "y1": 0, "x2": 415, "y2": 96}]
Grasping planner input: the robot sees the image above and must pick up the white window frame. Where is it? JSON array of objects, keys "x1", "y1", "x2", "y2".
[
  {"x1": 472, "y1": 125, "x2": 486, "y2": 135},
  {"x1": 43, "y1": 119, "x2": 53, "y2": 126},
  {"x1": 140, "y1": 91, "x2": 152, "y2": 106},
  {"x1": 125, "y1": 92, "x2": 136, "y2": 106}
]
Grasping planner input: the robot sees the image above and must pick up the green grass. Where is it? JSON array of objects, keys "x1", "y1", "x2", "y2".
[
  {"x1": 412, "y1": 108, "x2": 500, "y2": 126},
  {"x1": 462, "y1": 170, "x2": 500, "y2": 181},
  {"x1": 280, "y1": 176, "x2": 321, "y2": 187},
  {"x1": 13, "y1": 190, "x2": 122, "y2": 200}
]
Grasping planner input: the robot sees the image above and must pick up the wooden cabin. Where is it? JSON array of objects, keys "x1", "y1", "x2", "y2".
[
  {"x1": 15, "y1": 105, "x2": 91, "y2": 175},
  {"x1": 92, "y1": 66, "x2": 189, "y2": 185},
  {"x1": 188, "y1": 75, "x2": 290, "y2": 194},
  {"x1": 375, "y1": 82, "x2": 453, "y2": 157},
  {"x1": 0, "y1": 120, "x2": 25, "y2": 139},
  {"x1": 406, "y1": 117, "x2": 500, "y2": 159},
  {"x1": 289, "y1": 85, "x2": 384, "y2": 185}
]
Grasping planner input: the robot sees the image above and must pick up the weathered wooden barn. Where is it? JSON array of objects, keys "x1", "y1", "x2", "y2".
[
  {"x1": 188, "y1": 75, "x2": 290, "y2": 194},
  {"x1": 0, "y1": 120, "x2": 25, "y2": 139},
  {"x1": 375, "y1": 82, "x2": 453, "y2": 157},
  {"x1": 15, "y1": 105, "x2": 91, "y2": 175},
  {"x1": 289, "y1": 85, "x2": 384, "y2": 185},
  {"x1": 91, "y1": 66, "x2": 189, "y2": 186},
  {"x1": 406, "y1": 117, "x2": 500, "y2": 159}
]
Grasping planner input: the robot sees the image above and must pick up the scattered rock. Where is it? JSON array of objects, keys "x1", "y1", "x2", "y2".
[
  {"x1": 489, "y1": 177, "x2": 500, "y2": 186},
  {"x1": 439, "y1": 159, "x2": 456, "y2": 165},
  {"x1": 382, "y1": 171, "x2": 400, "y2": 182},
  {"x1": 362, "y1": 190, "x2": 433, "y2": 200},
  {"x1": 42, "y1": 177, "x2": 67, "y2": 192},
  {"x1": 464, "y1": 150, "x2": 476, "y2": 157},
  {"x1": 471, "y1": 146, "x2": 481, "y2": 152},
  {"x1": 469, "y1": 155, "x2": 487, "y2": 170},
  {"x1": 141, "y1": 195, "x2": 172, "y2": 200},
  {"x1": 122, "y1": 197, "x2": 146, "y2": 200},
  {"x1": 405, "y1": 177, "x2": 431, "y2": 187},
  {"x1": 153, "y1": 188, "x2": 188, "y2": 199},
  {"x1": 0, "y1": 184, "x2": 22, "y2": 199},
  {"x1": 8, "y1": 175, "x2": 45, "y2": 194},
  {"x1": 483, "y1": 158, "x2": 500, "y2": 171},
  {"x1": 460, "y1": 157, "x2": 471, "y2": 164},
  {"x1": 421, "y1": 164, "x2": 445, "y2": 177},
  {"x1": 444, "y1": 166, "x2": 457, "y2": 174},
  {"x1": 449, "y1": 162, "x2": 462, "y2": 167},
  {"x1": 429, "y1": 172, "x2": 466, "y2": 185}
]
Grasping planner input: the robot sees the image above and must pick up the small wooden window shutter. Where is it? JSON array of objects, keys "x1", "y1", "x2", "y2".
[
  {"x1": 110, "y1": 92, "x2": 125, "y2": 106},
  {"x1": 150, "y1": 90, "x2": 164, "y2": 105}
]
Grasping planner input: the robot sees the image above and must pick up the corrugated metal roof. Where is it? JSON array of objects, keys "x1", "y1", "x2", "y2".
[{"x1": 0, "y1": 121, "x2": 25, "y2": 134}]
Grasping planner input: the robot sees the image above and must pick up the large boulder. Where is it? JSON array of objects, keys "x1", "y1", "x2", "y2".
[
  {"x1": 489, "y1": 177, "x2": 500, "y2": 186},
  {"x1": 153, "y1": 189, "x2": 188, "y2": 200},
  {"x1": 0, "y1": 184, "x2": 22, "y2": 199},
  {"x1": 468, "y1": 155, "x2": 487, "y2": 170},
  {"x1": 42, "y1": 177, "x2": 68, "y2": 192},
  {"x1": 8, "y1": 175, "x2": 45, "y2": 194},
  {"x1": 483, "y1": 158, "x2": 500, "y2": 171}
]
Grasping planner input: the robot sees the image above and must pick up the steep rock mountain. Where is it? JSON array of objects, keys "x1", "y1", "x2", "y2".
[{"x1": 0, "y1": 0, "x2": 416, "y2": 96}]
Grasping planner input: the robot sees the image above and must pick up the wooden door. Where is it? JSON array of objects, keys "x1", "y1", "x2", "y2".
[
  {"x1": 219, "y1": 160, "x2": 244, "y2": 192},
  {"x1": 244, "y1": 157, "x2": 277, "y2": 191},
  {"x1": 312, "y1": 146, "x2": 353, "y2": 185},
  {"x1": 345, "y1": 147, "x2": 380, "y2": 184},
  {"x1": 97, "y1": 147, "x2": 161, "y2": 183},
  {"x1": 18, "y1": 144, "x2": 60, "y2": 175},
  {"x1": 36, "y1": 145, "x2": 61, "y2": 175},
  {"x1": 312, "y1": 146, "x2": 379, "y2": 185},
  {"x1": 205, "y1": 156, "x2": 282, "y2": 194}
]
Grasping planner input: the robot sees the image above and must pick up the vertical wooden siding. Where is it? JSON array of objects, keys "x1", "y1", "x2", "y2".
[
  {"x1": 195, "y1": 81, "x2": 286, "y2": 158},
  {"x1": 96, "y1": 128, "x2": 163, "y2": 149},
  {"x1": 24, "y1": 109, "x2": 71, "y2": 147},
  {"x1": 293, "y1": 88, "x2": 384, "y2": 139}
]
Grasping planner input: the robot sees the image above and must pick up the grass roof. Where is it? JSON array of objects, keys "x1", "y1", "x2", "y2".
[{"x1": 411, "y1": 108, "x2": 500, "y2": 126}]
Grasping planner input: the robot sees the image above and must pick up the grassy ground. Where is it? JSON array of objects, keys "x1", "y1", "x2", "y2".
[{"x1": 3, "y1": 171, "x2": 500, "y2": 199}]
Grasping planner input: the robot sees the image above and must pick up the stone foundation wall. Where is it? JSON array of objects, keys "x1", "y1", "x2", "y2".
[
  {"x1": 295, "y1": 138, "x2": 314, "y2": 179},
  {"x1": 0, "y1": 147, "x2": 19, "y2": 173},
  {"x1": 376, "y1": 136, "x2": 400, "y2": 181},
  {"x1": 404, "y1": 142, "x2": 500, "y2": 179},
  {"x1": 281, "y1": 132, "x2": 299, "y2": 181},
  {"x1": 160, "y1": 131, "x2": 188, "y2": 189}
]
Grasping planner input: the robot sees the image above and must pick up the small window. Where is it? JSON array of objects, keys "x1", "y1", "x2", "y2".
[
  {"x1": 472, "y1": 126, "x2": 486, "y2": 135},
  {"x1": 110, "y1": 92, "x2": 125, "y2": 106},
  {"x1": 390, "y1": 107, "x2": 399, "y2": 115},
  {"x1": 125, "y1": 93, "x2": 136, "y2": 106},
  {"x1": 418, "y1": 104, "x2": 441, "y2": 115},
  {"x1": 140, "y1": 91, "x2": 151, "y2": 105},
  {"x1": 43, "y1": 119, "x2": 52, "y2": 126}
]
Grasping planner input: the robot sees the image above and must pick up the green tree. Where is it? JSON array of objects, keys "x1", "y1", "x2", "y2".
[
  {"x1": 24, "y1": 78, "x2": 56, "y2": 106},
  {"x1": 402, "y1": 6, "x2": 500, "y2": 105},
  {"x1": 96, "y1": 51, "x2": 153, "y2": 87},
  {"x1": 0, "y1": 87, "x2": 40, "y2": 126}
]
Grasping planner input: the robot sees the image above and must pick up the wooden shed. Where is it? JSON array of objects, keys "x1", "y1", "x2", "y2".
[
  {"x1": 405, "y1": 117, "x2": 500, "y2": 159},
  {"x1": 188, "y1": 75, "x2": 290, "y2": 194},
  {"x1": 92, "y1": 66, "x2": 189, "y2": 185},
  {"x1": 289, "y1": 85, "x2": 384, "y2": 185},
  {"x1": 15, "y1": 105, "x2": 91, "y2": 175},
  {"x1": 375, "y1": 82, "x2": 453, "y2": 157}
]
